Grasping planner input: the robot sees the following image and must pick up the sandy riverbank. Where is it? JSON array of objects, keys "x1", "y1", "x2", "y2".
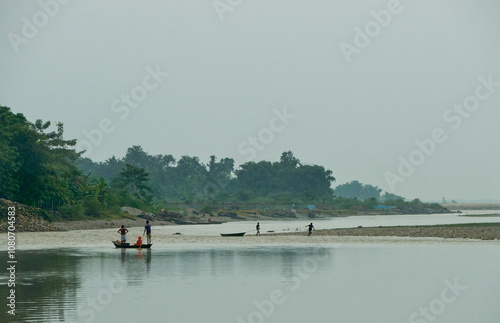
[
  {"x1": 3, "y1": 197, "x2": 499, "y2": 241},
  {"x1": 274, "y1": 224, "x2": 500, "y2": 240},
  {"x1": 49, "y1": 220, "x2": 500, "y2": 241},
  {"x1": 48, "y1": 210, "x2": 320, "y2": 231},
  {"x1": 3, "y1": 226, "x2": 500, "y2": 251}
]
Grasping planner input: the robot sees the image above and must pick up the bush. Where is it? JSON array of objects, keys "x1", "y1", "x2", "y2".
[
  {"x1": 59, "y1": 204, "x2": 85, "y2": 220},
  {"x1": 84, "y1": 197, "x2": 102, "y2": 217},
  {"x1": 200, "y1": 205, "x2": 212, "y2": 214}
]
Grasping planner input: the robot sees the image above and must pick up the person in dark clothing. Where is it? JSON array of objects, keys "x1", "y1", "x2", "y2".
[
  {"x1": 306, "y1": 223, "x2": 314, "y2": 236},
  {"x1": 143, "y1": 221, "x2": 151, "y2": 244}
]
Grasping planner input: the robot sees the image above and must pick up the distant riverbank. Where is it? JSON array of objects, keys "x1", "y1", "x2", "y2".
[
  {"x1": 51, "y1": 217, "x2": 174, "y2": 231},
  {"x1": 443, "y1": 203, "x2": 500, "y2": 210},
  {"x1": 1, "y1": 198, "x2": 456, "y2": 232}
]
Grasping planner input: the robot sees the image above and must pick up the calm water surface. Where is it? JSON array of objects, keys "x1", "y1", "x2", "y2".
[
  {"x1": 2, "y1": 213, "x2": 500, "y2": 322},
  {"x1": 1, "y1": 243, "x2": 499, "y2": 323}
]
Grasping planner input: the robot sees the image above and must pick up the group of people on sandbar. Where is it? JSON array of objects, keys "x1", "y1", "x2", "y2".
[
  {"x1": 117, "y1": 220, "x2": 152, "y2": 245},
  {"x1": 117, "y1": 220, "x2": 315, "y2": 243}
]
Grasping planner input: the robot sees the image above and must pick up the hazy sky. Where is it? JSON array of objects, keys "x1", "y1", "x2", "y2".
[{"x1": 1, "y1": 0, "x2": 500, "y2": 201}]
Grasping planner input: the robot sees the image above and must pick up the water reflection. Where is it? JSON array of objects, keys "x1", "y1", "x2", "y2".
[
  {"x1": 209, "y1": 249, "x2": 235, "y2": 276},
  {"x1": 113, "y1": 246, "x2": 333, "y2": 278},
  {"x1": 120, "y1": 248, "x2": 126, "y2": 264},
  {"x1": 0, "y1": 250, "x2": 80, "y2": 323},
  {"x1": 1, "y1": 245, "x2": 497, "y2": 323},
  {"x1": 146, "y1": 249, "x2": 151, "y2": 274}
]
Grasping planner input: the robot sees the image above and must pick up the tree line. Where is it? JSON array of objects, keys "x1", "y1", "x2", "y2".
[
  {"x1": 0, "y1": 107, "x2": 338, "y2": 219},
  {"x1": 334, "y1": 180, "x2": 404, "y2": 201},
  {"x1": 77, "y1": 147, "x2": 337, "y2": 205},
  {"x1": 0, "y1": 106, "x2": 409, "y2": 220}
]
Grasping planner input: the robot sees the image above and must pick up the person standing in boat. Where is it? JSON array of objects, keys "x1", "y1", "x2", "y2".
[
  {"x1": 118, "y1": 225, "x2": 129, "y2": 244},
  {"x1": 306, "y1": 223, "x2": 314, "y2": 236},
  {"x1": 256, "y1": 222, "x2": 261, "y2": 236},
  {"x1": 143, "y1": 220, "x2": 151, "y2": 244}
]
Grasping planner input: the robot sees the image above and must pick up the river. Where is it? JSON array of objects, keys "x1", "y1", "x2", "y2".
[{"x1": 1, "y1": 211, "x2": 500, "y2": 322}]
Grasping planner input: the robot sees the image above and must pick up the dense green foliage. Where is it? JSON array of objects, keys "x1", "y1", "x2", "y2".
[
  {"x1": 0, "y1": 106, "x2": 417, "y2": 221},
  {"x1": 78, "y1": 146, "x2": 336, "y2": 204},
  {"x1": 334, "y1": 180, "x2": 404, "y2": 201},
  {"x1": 0, "y1": 107, "x2": 150, "y2": 219},
  {"x1": 0, "y1": 106, "x2": 79, "y2": 207}
]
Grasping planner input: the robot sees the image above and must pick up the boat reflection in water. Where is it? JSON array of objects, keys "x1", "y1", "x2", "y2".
[{"x1": 1, "y1": 243, "x2": 499, "y2": 323}]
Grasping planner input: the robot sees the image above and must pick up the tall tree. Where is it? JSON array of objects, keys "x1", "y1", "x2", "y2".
[
  {"x1": 0, "y1": 106, "x2": 80, "y2": 206},
  {"x1": 123, "y1": 145, "x2": 151, "y2": 169},
  {"x1": 0, "y1": 115, "x2": 20, "y2": 199},
  {"x1": 279, "y1": 150, "x2": 301, "y2": 168},
  {"x1": 111, "y1": 164, "x2": 152, "y2": 201}
]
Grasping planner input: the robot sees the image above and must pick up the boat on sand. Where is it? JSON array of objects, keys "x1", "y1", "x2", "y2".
[{"x1": 220, "y1": 232, "x2": 246, "y2": 237}]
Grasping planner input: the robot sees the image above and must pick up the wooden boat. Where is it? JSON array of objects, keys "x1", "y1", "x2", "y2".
[
  {"x1": 220, "y1": 232, "x2": 246, "y2": 237},
  {"x1": 112, "y1": 241, "x2": 152, "y2": 248}
]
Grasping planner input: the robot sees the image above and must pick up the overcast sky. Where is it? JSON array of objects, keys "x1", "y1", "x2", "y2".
[{"x1": 1, "y1": 0, "x2": 500, "y2": 201}]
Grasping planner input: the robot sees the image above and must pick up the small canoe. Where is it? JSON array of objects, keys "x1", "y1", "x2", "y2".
[
  {"x1": 112, "y1": 241, "x2": 152, "y2": 248},
  {"x1": 220, "y1": 232, "x2": 245, "y2": 237}
]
